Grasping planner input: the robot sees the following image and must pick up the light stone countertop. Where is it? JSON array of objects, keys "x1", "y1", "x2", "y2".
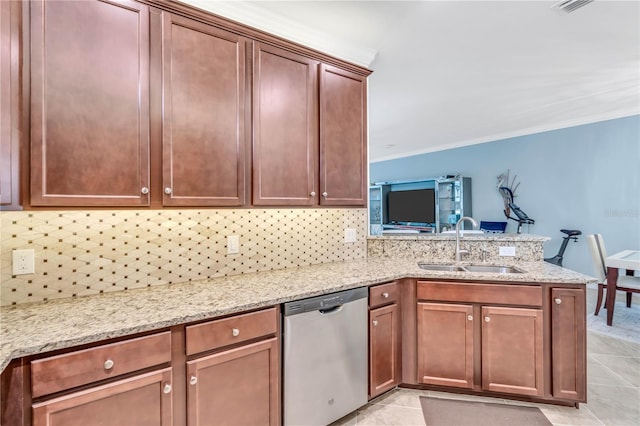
[
  {"x1": 0, "y1": 257, "x2": 595, "y2": 372},
  {"x1": 367, "y1": 233, "x2": 550, "y2": 241}
]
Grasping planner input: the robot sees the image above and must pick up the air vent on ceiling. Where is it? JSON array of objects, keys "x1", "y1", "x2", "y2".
[{"x1": 553, "y1": 0, "x2": 595, "y2": 13}]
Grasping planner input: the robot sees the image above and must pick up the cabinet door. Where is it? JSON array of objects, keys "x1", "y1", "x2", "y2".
[
  {"x1": 369, "y1": 303, "x2": 400, "y2": 398},
  {"x1": 417, "y1": 302, "x2": 474, "y2": 389},
  {"x1": 161, "y1": 13, "x2": 248, "y2": 206},
  {"x1": 32, "y1": 368, "x2": 173, "y2": 426},
  {"x1": 253, "y1": 43, "x2": 317, "y2": 206},
  {"x1": 0, "y1": 0, "x2": 20, "y2": 208},
  {"x1": 186, "y1": 338, "x2": 279, "y2": 426},
  {"x1": 481, "y1": 306, "x2": 543, "y2": 396},
  {"x1": 30, "y1": 0, "x2": 150, "y2": 206},
  {"x1": 319, "y1": 64, "x2": 367, "y2": 206},
  {"x1": 551, "y1": 288, "x2": 586, "y2": 401}
]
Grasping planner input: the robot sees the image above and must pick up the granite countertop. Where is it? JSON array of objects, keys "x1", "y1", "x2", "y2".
[
  {"x1": 0, "y1": 257, "x2": 595, "y2": 372},
  {"x1": 368, "y1": 233, "x2": 550, "y2": 242}
]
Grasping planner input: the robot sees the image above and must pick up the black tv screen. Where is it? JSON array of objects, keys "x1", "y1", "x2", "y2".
[{"x1": 387, "y1": 189, "x2": 436, "y2": 224}]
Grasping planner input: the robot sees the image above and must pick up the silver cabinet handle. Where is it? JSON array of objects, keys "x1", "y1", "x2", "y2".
[
  {"x1": 467, "y1": 315, "x2": 473, "y2": 321},
  {"x1": 163, "y1": 383, "x2": 172, "y2": 394},
  {"x1": 232, "y1": 328, "x2": 240, "y2": 337},
  {"x1": 141, "y1": 187, "x2": 149, "y2": 195},
  {"x1": 372, "y1": 320, "x2": 378, "y2": 326},
  {"x1": 554, "y1": 298, "x2": 562, "y2": 305},
  {"x1": 190, "y1": 376, "x2": 198, "y2": 385},
  {"x1": 322, "y1": 192, "x2": 328, "y2": 197},
  {"x1": 382, "y1": 292, "x2": 389, "y2": 298},
  {"x1": 484, "y1": 316, "x2": 490, "y2": 322},
  {"x1": 104, "y1": 359, "x2": 114, "y2": 370},
  {"x1": 164, "y1": 187, "x2": 172, "y2": 195},
  {"x1": 310, "y1": 191, "x2": 316, "y2": 197}
]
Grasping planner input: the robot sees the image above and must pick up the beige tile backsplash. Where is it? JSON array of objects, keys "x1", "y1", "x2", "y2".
[{"x1": 0, "y1": 208, "x2": 367, "y2": 306}]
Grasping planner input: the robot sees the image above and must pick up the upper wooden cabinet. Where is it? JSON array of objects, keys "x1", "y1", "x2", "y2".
[
  {"x1": 252, "y1": 42, "x2": 318, "y2": 206},
  {"x1": 24, "y1": 0, "x2": 369, "y2": 208},
  {"x1": 252, "y1": 48, "x2": 369, "y2": 207},
  {"x1": 161, "y1": 13, "x2": 249, "y2": 206},
  {"x1": 30, "y1": 0, "x2": 150, "y2": 206},
  {"x1": 319, "y1": 64, "x2": 367, "y2": 206},
  {"x1": 0, "y1": 0, "x2": 21, "y2": 209}
]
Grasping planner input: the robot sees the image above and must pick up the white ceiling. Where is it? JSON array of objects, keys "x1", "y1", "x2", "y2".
[{"x1": 182, "y1": 1, "x2": 640, "y2": 162}]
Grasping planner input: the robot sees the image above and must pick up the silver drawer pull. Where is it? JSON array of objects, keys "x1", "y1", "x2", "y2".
[
  {"x1": 232, "y1": 328, "x2": 240, "y2": 337},
  {"x1": 140, "y1": 187, "x2": 149, "y2": 195},
  {"x1": 372, "y1": 320, "x2": 378, "y2": 326},
  {"x1": 164, "y1": 187, "x2": 172, "y2": 195},
  {"x1": 467, "y1": 315, "x2": 473, "y2": 321},
  {"x1": 554, "y1": 298, "x2": 562, "y2": 305},
  {"x1": 382, "y1": 292, "x2": 389, "y2": 298},
  {"x1": 310, "y1": 191, "x2": 316, "y2": 197},
  {"x1": 322, "y1": 192, "x2": 328, "y2": 197},
  {"x1": 484, "y1": 316, "x2": 490, "y2": 322},
  {"x1": 104, "y1": 359, "x2": 114, "y2": 370},
  {"x1": 163, "y1": 383, "x2": 172, "y2": 394},
  {"x1": 190, "y1": 376, "x2": 198, "y2": 386}
]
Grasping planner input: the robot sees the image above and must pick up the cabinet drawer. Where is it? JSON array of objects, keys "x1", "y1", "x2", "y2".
[
  {"x1": 417, "y1": 281, "x2": 542, "y2": 307},
  {"x1": 369, "y1": 281, "x2": 399, "y2": 308},
  {"x1": 31, "y1": 331, "x2": 171, "y2": 398},
  {"x1": 186, "y1": 307, "x2": 277, "y2": 356}
]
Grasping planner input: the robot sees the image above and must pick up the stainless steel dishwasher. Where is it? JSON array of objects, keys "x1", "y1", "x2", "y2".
[{"x1": 283, "y1": 287, "x2": 368, "y2": 426}]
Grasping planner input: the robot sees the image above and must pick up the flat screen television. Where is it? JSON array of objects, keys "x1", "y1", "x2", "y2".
[{"x1": 387, "y1": 189, "x2": 436, "y2": 224}]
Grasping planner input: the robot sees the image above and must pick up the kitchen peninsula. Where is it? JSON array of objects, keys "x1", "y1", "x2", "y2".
[{"x1": 1, "y1": 235, "x2": 594, "y2": 424}]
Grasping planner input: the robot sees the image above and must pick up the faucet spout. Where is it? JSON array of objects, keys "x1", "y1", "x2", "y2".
[{"x1": 455, "y1": 216, "x2": 478, "y2": 261}]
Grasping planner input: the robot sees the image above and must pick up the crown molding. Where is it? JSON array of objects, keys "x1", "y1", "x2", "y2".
[
  {"x1": 181, "y1": 0, "x2": 378, "y2": 68},
  {"x1": 370, "y1": 111, "x2": 640, "y2": 163}
]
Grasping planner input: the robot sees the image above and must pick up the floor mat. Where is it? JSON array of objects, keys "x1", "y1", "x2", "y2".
[{"x1": 419, "y1": 396, "x2": 552, "y2": 426}]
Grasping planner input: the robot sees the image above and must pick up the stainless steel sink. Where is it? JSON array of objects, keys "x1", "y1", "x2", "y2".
[
  {"x1": 417, "y1": 262, "x2": 524, "y2": 274},
  {"x1": 417, "y1": 263, "x2": 466, "y2": 272},
  {"x1": 462, "y1": 265, "x2": 524, "y2": 274}
]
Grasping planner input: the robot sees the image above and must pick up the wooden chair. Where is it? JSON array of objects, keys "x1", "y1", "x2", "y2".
[{"x1": 587, "y1": 234, "x2": 640, "y2": 316}]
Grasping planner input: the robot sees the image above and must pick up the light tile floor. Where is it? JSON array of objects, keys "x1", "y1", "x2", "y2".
[{"x1": 333, "y1": 287, "x2": 640, "y2": 426}]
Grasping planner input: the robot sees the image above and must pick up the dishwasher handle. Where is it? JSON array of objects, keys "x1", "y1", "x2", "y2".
[{"x1": 319, "y1": 305, "x2": 343, "y2": 315}]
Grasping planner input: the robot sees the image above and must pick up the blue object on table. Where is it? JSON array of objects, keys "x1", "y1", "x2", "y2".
[{"x1": 479, "y1": 221, "x2": 507, "y2": 233}]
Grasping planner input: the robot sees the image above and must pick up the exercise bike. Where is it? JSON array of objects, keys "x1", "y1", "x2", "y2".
[{"x1": 544, "y1": 229, "x2": 582, "y2": 267}]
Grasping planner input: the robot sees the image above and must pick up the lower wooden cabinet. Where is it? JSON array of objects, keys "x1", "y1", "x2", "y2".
[
  {"x1": 186, "y1": 338, "x2": 279, "y2": 426},
  {"x1": 417, "y1": 303, "x2": 544, "y2": 396},
  {"x1": 32, "y1": 368, "x2": 173, "y2": 426},
  {"x1": 481, "y1": 306, "x2": 544, "y2": 396},
  {"x1": 414, "y1": 280, "x2": 588, "y2": 405},
  {"x1": 417, "y1": 302, "x2": 474, "y2": 389},
  {"x1": 369, "y1": 304, "x2": 400, "y2": 397},
  {"x1": 369, "y1": 282, "x2": 400, "y2": 398},
  {"x1": 23, "y1": 307, "x2": 281, "y2": 426},
  {"x1": 551, "y1": 288, "x2": 586, "y2": 401}
]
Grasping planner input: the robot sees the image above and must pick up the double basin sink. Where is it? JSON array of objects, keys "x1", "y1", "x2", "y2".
[{"x1": 417, "y1": 262, "x2": 524, "y2": 274}]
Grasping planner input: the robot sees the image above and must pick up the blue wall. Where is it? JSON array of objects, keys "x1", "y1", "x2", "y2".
[{"x1": 370, "y1": 115, "x2": 640, "y2": 276}]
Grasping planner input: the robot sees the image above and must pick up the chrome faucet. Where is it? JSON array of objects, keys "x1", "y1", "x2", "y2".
[{"x1": 455, "y1": 216, "x2": 478, "y2": 261}]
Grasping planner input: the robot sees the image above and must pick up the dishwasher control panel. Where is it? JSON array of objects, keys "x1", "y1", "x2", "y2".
[{"x1": 283, "y1": 287, "x2": 368, "y2": 316}]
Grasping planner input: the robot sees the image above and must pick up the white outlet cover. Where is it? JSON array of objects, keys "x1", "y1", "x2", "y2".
[
  {"x1": 344, "y1": 228, "x2": 357, "y2": 243},
  {"x1": 13, "y1": 249, "x2": 35, "y2": 275},
  {"x1": 499, "y1": 246, "x2": 516, "y2": 257},
  {"x1": 227, "y1": 235, "x2": 240, "y2": 254}
]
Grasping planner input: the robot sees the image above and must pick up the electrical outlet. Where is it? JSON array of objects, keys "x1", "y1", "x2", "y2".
[
  {"x1": 12, "y1": 249, "x2": 35, "y2": 275},
  {"x1": 227, "y1": 235, "x2": 240, "y2": 254},
  {"x1": 499, "y1": 246, "x2": 516, "y2": 257},
  {"x1": 344, "y1": 228, "x2": 357, "y2": 243}
]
